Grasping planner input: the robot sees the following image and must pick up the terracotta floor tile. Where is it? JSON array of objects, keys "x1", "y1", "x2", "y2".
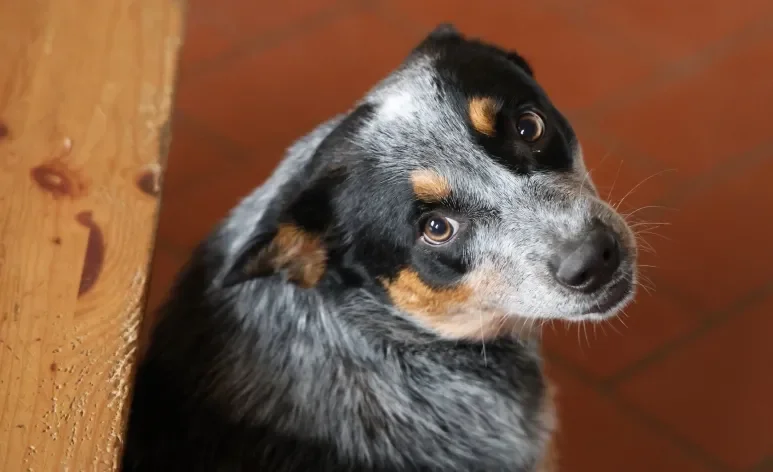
[
  {"x1": 543, "y1": 290, "x2": 699, "y2": 379},
  {"x1": 180, "y1": 0, "x2": 343, "y2": 70},
  {"x1": 649, "y1": 155, "x2": 773, "y2": 312},
  {"x1": 141, "y1": 245, "x2": 187, "y2": 349},
  {"x1": 382, "y1": 0, "x2": 658, "y2": 111},
  {"x1": 616, "y1": 295, "x2": 773, "y2": 469},
  {"x1": 582, "y1": 0, "x2": 773, "y2": 61},
  {"x1": 158, "y1": 157, "x2": 277, "y2": 251},
  {"x1": 143, "y1": 3, "x2": 773, "y2": 469},
  {"x1": 573, "y1": 130, "x2": 677, "y2": 283},
  {"x1": 176, "y1": 10, "x2": 421, "y2": 155},
  {"x1": 162, "y1": 114, "x2": 245, "y2": 192},
  {"x1": 179, "y1": 21, "x2": 235, "y2": 73},
  {"x1": 544, "y1": 363, "x2": 713, "y2": 472},
  {"x1": 155, "y1": 115, "x2": 246, "y2": 249},
  {"x1": 578, "y1": 131, "x2": 675, "y2": 213},
  {"x1": 596, "y1": 31, "x2": 773, "y2": 177}
]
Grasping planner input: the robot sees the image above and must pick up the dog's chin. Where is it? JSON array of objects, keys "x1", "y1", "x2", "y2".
[
  {"x1": 568, "y1": 277, "x2": 636, "y2": 322},
  {"x1": 506, "y1": 274, "x2": 636, "y2": 323}
]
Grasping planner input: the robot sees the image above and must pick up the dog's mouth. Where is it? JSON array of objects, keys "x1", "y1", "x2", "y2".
[{"x1": 576, "y1": 272, "x2": 635, "y2": 319}]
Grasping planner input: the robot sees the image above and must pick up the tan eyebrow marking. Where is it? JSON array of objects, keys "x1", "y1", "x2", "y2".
[
  {"x1": 468, "y1": 97, "x2": 499, "y2": 137},
  {"x1": 410, "y1": 169, "x2": 452, "y2": 203}
]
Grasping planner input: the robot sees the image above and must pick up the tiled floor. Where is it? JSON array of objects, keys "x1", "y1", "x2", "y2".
[{"x1": 144, "y1": 1, "x2": 773, "y2": 470}]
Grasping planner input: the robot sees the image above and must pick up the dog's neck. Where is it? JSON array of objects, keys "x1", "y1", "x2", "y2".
[{"x1": 150, "y1": 265, "x2": 549, "y2": 470}]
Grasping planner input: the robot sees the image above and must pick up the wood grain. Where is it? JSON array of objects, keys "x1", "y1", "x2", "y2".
[{"x1": 0, "y1": 1, "x2": 183, "y2": 470}]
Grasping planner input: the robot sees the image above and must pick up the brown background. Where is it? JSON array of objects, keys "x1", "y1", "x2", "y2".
[{"x1": 146, "y1": 1, "x2": 773, "y2": 471}]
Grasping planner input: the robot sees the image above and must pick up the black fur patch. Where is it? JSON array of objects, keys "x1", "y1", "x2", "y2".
[
  {"x1": 122, "y1": 25, "x2": 555, "y2": 472},
  {"x1": 418, "y1": 29, "x2": 576, "y2": 175}
]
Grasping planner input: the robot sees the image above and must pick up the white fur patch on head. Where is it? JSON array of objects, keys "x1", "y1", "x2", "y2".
[{"x1": 378, "y1": 90, "x2": 419, "y2": 122}]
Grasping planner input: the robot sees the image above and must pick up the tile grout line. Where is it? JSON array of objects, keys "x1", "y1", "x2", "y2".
[
  {"x1": 173, "y1": 111, "x2": 252, "y2": 158},
  {"x1": 564, "y1": 16, "x2": 773, "y2": 201},
  {"x1": 180, "y1": 0, "x2": 367, "y2": 84},
  {"x1": 370, "y1": 0, "x2": 669, "y2": 178},
  {"x1": 170, "y1": 0, "x2": 773, "y2": 334},
  {"x1": 566, "y1": 14, "x2": 773, "y2": 174},
  {"x1": 603, "y1": 277, "x2": 773, "y2": 387},
  {"x1": 173, "y1": 0, "x2": 738, "y2": 323},
  {"x1": 572, "y1": 111, "x2": 773, "y2": 329},
  {"x1": 540, "y1": 0, "x2": 665, "y2": 67},
  {"x1": 569, "y1": 118, "x2": 673, "y2": 174},
  {"x1": 159, "y1": 3, "x2": 773, "y2": 469},
  {"x1": 545, "y1": 352, "x2": 730, "y2": 472},
  {"x1": 163, "y1": 0, "x2": 415, "y2": 199},
  {"x1": 548, "y1": 115, "x2": 773, "y2": 472},
  {"x1": 653, "y1": 139, "x2": 773, "y2": 209},
  {"x1": 153, "y1": 0, "x2": 428, "y2": 259},
  {"x1": 160, "y1": 110, "x2": 255, "y2": 193},
  {"x1": 576, "y1": 15, "x2": 773, "y2": 123}
]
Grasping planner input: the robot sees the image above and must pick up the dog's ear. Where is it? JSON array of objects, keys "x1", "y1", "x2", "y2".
[
  {"x1": 221, "y1": 107, "x2": 374, "y2": 289},
  {"x1": 417, "y1": 24, "x2": 534, "y2": 78},
  {"x1": 504, "y1": 51, "x2": 534, "y2": 78},
  {"x1": 222, "y1": 173, "x2": 339, "y2": 289},
  {"x1": 414, "y1": 23, "x2": 464, "y2": 51},
  {"x1": 427, "y1": 23, "x2": 461, "y2": 40}
]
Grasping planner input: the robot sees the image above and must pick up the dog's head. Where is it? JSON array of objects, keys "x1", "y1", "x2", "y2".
[{"x1": 223, "y1": 25, "x2": 637, "y2": 340}]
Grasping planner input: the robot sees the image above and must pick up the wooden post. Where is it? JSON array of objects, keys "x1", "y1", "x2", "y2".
[{"x1": 0, "y1": 1, "x2": 184, "y2": 470}]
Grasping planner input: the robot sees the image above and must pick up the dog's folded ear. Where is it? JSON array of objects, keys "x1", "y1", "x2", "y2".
[
  {"x1": 427, "y1": 23, "x2": 461, "y2": 40},
  {"x1": 504, "y1": 52, "x2": 534, "y2": 78},
  {"x1": 416, "y1": 24, "x2": 534, "y2": 78},
  {"x1": 222, "y1": 175, "x2": 339, "y2": 289},
  {"x1": 414, "y1": 23, "x2": 464, "y2": 52},
  {"x1": 221, "y1": 107, "x2": 372, "y2": 289}
]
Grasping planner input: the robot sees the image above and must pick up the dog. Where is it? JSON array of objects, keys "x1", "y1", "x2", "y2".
[{"x1": 121, "y1": 23, "x2": 637, "y2": 472}]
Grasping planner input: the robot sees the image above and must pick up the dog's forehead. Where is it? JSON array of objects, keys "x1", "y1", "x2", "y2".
[
  {"x1": 352, "y1": 45, "x2": 564, "y2": 206},
  {"x1": 364, "y1": 42, "x2": 541, "y2": 128}
]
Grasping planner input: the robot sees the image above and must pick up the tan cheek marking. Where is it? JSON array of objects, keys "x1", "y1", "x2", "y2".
[
  {"x1": 247, "y1": 223, "x2": 327, "y2": 288},
  {"x1": 385, "y1": 270, "x2": 550, "y2": 341},
  {"x1": 384, "y1": 269, "x2": 472, "y2": 318},
  {"x1": 384, "y1": 269, "x2": 518, "y2": 340},
  {"x1": 410, "y1": 169, "x2": 451, "y2": 203},
  {"x1": 468, "y1": 97, "x2": 499, "y2": 137}
]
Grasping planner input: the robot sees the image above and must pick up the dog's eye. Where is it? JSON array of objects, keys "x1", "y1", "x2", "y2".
[
  {"x1": 422, "y1": 216, "x2": 458, "y2": 245},
  {"x1": 516, "y1": 111, "x2": 545, "y2": 142}
]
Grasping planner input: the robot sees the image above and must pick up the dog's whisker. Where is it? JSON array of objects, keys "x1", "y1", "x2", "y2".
[
  {"x1": 582, "y1": 322, "x2": 591, "y2": 348},
  {"x1": 636, "y1": 246, "x2": 656, "y2": 256},
  {"x1": 628, "y1": 221, "x2": 672, "y2": 229},
  {"x1": 549, "y1": 319, "x2": 558, "y2": 335},
  {"x1": 638, "y1": 273, "x2": 657, "y2": 287},
  {"x1": 636, "y1": 272, "x2": 658, "y2": 289},
  {"x1": 575, "y1": 323, "x2": 585, "y2": 352},
  {"x1": 635, "y1": 230, "x2": 671, "y2": 241},
  {"x1": 613, "y1": 169, "x2": 676, "y2": 211},
  {"x1": 634, "y1": 237, "x2": 657, "y2": 254},
  {"x1": 605, "y1": 159, "x2": 624, "y2": 202},
  {"x1": 606, "y1": 317, "x2": 624, "y2": 335},
  {"x1": 622, "y1": 205, "x2": 673, "y2": 220},
  {"x1": 578, "y1": 149, "x2": 613, "y2": 195}
]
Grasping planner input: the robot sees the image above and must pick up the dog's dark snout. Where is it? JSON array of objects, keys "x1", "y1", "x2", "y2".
[{"x1": 551, "y1": 223, "x2": 621, "y2": 293}]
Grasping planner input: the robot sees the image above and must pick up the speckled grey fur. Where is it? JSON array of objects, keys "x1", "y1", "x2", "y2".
[{"x1": 121, "y1": 26, "x2": 636, "y2": 472}]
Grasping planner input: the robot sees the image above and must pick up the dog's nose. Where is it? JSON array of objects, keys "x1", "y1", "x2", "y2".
[{"x1": 551, "y1": 223, "x2": 621, "y2": 293}]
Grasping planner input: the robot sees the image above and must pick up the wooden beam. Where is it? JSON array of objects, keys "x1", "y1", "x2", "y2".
[{"x1": 0, "y1": 1, "x2": 184, "y2": 470}]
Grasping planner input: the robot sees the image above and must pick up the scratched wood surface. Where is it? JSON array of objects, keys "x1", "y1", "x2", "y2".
[{"x1": 0, "y1": 1, "x2": 183, "y2": 470}]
